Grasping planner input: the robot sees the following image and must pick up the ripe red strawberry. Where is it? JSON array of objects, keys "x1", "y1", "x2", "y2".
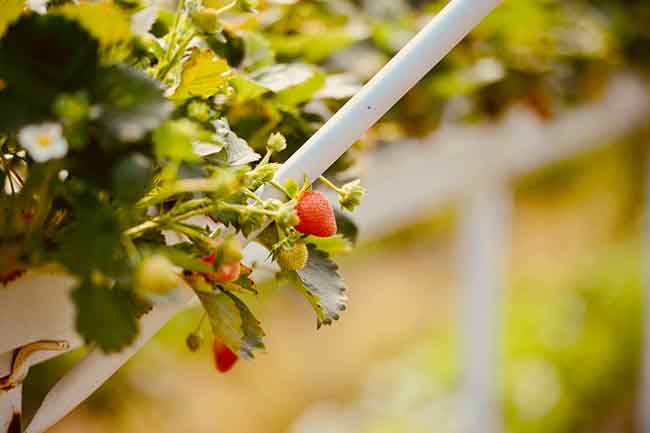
[
  {"x1": 202, "y1": 253, "x2": 241, "y2": 283},
  {"x1": 202, "y1": 253, "x2": 217, "y2": 264},
  {"x1": 294, "y1": 191, "x2": 337, "y2": 237},
  {"x1": 213, "y1": 339, "x2": 238, "y2": 373}
]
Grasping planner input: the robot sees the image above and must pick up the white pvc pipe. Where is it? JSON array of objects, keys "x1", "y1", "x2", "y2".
[
  {"x1": 273, "y1": 0, "x2": 501, "y2": 186},
  {"x1": 0, "y1": 271, "x2": 81, "y2": 357},
  {"x1": 25, "y1": 285, "x2": 195, "y2": 433},
  {"x1": 23, "y1": 1, "x2": 501, "y2": 430},
  {"x1": 456, "y1": 182, "x2": 510, "y2": 433},
  {"x1": 0, "y1": 353, "x2": 19, "y2": 433}
]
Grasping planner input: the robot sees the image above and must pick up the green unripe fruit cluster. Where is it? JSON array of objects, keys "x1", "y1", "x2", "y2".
[
  {"x1": 277, "y1": 242, "x2": 309, "y2": 271},
  {"x1": 136, "y1": 254, "x2": 178, "y2": 295},
  {"x1": 220, "y1": 237, "x2": 243, "y2": 264}
]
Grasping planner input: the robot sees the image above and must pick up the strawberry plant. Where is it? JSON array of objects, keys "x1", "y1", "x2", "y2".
[{"x1": 0, "y1": 0, "x2": 367, "y2": 362}]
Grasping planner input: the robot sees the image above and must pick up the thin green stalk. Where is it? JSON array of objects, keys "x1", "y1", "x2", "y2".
[
  {"x1": 269, "y1": 180, "x2": 291, "y2": 198},
  {"x1": 124, "y1": 220, "x2": 159, "y2": 238},
  {"x1": 318, "y1": 175, "x2": 344, "y2": 194},
  {"x1": 169, "y1": 221, "x2": 215, "y2": 245}
]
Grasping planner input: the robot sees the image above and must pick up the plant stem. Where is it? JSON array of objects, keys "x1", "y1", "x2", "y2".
[
  {"x1": 269, "y1": 180, "x2": 291, "y2": 198},
  {"x1": 218, "y1": 202, "x2": 279, "y2": 218},
  {"x1": 318, "y1": 175, "x2": 344, "y2": 194},
  {"x1": 158, "y1": 29, "x2": 196, "y2": 82},
  {"x1": 169, "y1": 222, "x2": 216, "y2": 246},
  {"x1": 259, "y1": 149, "x2": 272, "y2": 166},
  {"x1": 124, "y1": 220, "x2": 159, "y2": 238},
  {"x1": 243, "y1": 188, "x2": 263, "y2": 204},
  {"x1": 125, "y1": 200, "x2": 279, "y2": 239},
  {"x1": 168, "y1": 204, "x2": 221, "y2": 223}
]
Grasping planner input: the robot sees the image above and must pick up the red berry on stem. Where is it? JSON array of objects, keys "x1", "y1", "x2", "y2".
[
  {"x1": 213, "y1": 261, "x2": 240, "y2": 283},
  {"x1": 202, "y1": 253, "x2": 216, "y2": 264},
  {"x1": 202, "y1": 252, "x2": 241, "y2": 283},
  {"x1": 213, "y1": 339, "x2": 238, "y2": 373},
  {"x1": 294, "y1": 191, "x2": 337, "y2": 237}
]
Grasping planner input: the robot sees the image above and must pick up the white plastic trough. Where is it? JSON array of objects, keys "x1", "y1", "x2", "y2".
[{"x1": 0, "y1": 0, "x2": 501, "y2": 431}]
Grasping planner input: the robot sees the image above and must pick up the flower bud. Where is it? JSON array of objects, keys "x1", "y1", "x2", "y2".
[
  {"x1": 187, "y1": 100, "x2": 212, "y2": 123},
  {"x1": 338, "y1": 179, "x2": 366, "y2": 212},
  {"x1": 266, "y1": 132, "x2": 287, "y2": 153}
]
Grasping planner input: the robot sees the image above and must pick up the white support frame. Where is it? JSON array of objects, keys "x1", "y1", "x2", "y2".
[
  {"x1": 0, "y1": 1, "x2": 502, "y2": 432},
  {"x1": 0, "y1": 353, "x2": 19, "y2": 433},
  {"x1": 457, "y1": 182, "x2": 511, "y2": 433}
]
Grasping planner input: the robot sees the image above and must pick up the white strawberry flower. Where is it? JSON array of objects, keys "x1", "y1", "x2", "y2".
[
  {"x1": 26, "y1": 0, "x2": 48, "y2": 14},
  {"x1": 18, "y1": 122, "x2": 69, "y2": 163}
]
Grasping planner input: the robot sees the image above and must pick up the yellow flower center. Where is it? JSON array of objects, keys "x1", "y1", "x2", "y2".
[{"x1": 37, "y1": 134, "x2": 51, "y2": 148}]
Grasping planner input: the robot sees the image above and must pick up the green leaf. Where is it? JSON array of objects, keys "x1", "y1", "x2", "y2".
[
  {"x1": 196, "y1": 289, "x2": 242, "y2": 352},
  {"x1": 55, "y1": 198, "x2": 127, "y2": 277},
  {"x1": 212, "y1": 118, "x2": 260, "y2": 165},
  {"x1": 292, "y1": 245, "x2": 347, "y2": 328},
  {"x1": 0, "y1": 14, "x2": 99, "y2": 132},
  {"x1": 93, "y1": 65, "x2": 172, "y2": 144},
  {"x1": 112, "y1": 153, "x2": 153, "y2": 203},
  {"x1": 284, "y1": 179, "x2": 300, "y2": 198},
  {"x1": 269, "y1": 31, "x2": 354, "y2": 63},
  {"x1": 249, "y1": 64, "x2": 326, "y2": 106},
  {"x1": 231, "y1": 73, "x2": 268, "y2": 102},
  {"x1": 153, "y1": 119, "x2": 200, "y2": 161},
  {"x1": 173, "y1": 48, "x2": 233, "y2": 100},
  {"x1": 159, "y1": 245, "x2": 213, "y2": 273},
  {"x1": 0, "y1": 0, "x2": 23, "y2": 37},
  {"x1": 305, "y1": 234, "x2": 352, "y2": 255},
  {"x1": 225, "y1": 291, "x2": 265, "y2": 359},
  {"x1": 56, "y1": 2, "x2": 133, "y2": 46},
  {"x1": 314, "y1": 74, "x2": 362, "y2": 100},
  {"x1": 72, "y1": 282, "x2": 140, "y2": 353},
  {"x1": 196, "y1": 289, "x2": 265, "y2": 358},
  {"x1": 335, "y1": 210, "x2": 359, "y2": 244},
  {"x1": 241, "y1": 31, "x2": 274, "y2": 70}
]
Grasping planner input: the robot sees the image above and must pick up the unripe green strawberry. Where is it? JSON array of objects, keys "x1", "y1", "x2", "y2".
[
  {"x1": 277, "y1": 242, "x2": 308, "y2": 271},
  {"x1": 136, "y1": 255, "x2": 178, "y2": 295},
  {"x1": 187, "y1": 100, "x2": 212, "y2": 122},
  {"x1": 220, "y1": 237, "x2": 243, "y2": 264}
]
